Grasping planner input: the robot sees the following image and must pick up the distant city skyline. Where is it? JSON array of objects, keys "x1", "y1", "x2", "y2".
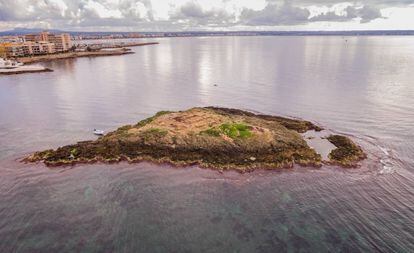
[{"x1": 0, "y1": 0, "x2": 414, "y2": 32}]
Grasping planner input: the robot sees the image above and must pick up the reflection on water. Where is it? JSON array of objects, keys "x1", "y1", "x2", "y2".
[{"x1": 0, "y1": 36, "x2": 413, "y2": 252}]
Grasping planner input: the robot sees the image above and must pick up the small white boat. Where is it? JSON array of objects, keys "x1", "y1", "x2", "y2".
[
  {"x1": 93, "y1": 129, "x2": 104, "y2": 135},
  {"x1": 0, "y1": 58, "x2": 23, "y2": 69}
]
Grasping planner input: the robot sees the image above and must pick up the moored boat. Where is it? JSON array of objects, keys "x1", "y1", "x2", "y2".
[{"x1": 0, "y1": 58, "x2": 24, "y2": 69}]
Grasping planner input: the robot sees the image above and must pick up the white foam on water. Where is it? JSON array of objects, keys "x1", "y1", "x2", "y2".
[
  {"x1": 379, "y1": 164, "x2": 395, "y2": 175},
  {"x1": 379, "y1": 146, "x2": 390, "y2": 156},
  {"x1": 379, "y1": 157, "x2": 395, "y2": 175}
]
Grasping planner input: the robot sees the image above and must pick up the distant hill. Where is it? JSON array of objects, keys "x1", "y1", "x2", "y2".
[{"x1": 0, "y1": 28, "x2": 66, "y2": 36}]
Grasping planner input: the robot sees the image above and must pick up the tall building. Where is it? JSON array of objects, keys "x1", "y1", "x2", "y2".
[
  {"x1": 39, "y1": 32, "x2": 49, "y2": 41},
  {"x1": 48, "y1": 33, "x2": 72, "y2": 52},
  {"x1": 24, "y1": 32, "x2": 72, "y2": 52},
  {"x1": 24, "y1": 34, "x2": 38, "y2": 42}
]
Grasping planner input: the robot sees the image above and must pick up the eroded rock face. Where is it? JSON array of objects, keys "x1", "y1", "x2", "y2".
[{"x1": 25, "y1": 107, "x2": 365, "y2": 172}]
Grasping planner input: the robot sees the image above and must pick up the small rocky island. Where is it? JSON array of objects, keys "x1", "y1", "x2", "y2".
[{"x1": 26, "y1": 107, "x2": 366, "y2": 172}]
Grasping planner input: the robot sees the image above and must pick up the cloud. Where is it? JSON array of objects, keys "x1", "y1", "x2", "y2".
[
  {"x1": 267, "y1": 0, "x2": 413, "y2": 7},
  {"x1": 357, "y1": 5, "x2": 384, "y2": 23},
  {"x1": 170, "y1": 1, "x2": 235, "y2": 26},
  {"x1": 310, "y1": 5, "x2": 384, "y2": 23},
  {"x1": 0, "y1": 0, "x2": 411, "y2": 31},
  {"x1": 0, "y1": 0, "x2": 68, "y2": 21},
  {"x1": 239, "y1": 2, "x2": 310, "y2": 25}
]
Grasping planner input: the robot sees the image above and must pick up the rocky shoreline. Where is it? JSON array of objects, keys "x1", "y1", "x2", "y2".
[
  {"x1": 25, "y1": 107, "x2": 366, "y2": 172},
  {"x1": 0, "y1": 66, "x2": 53, "y2": 75},
  {"x1": 18, "y1": 48, "x2": 134, "y2": 64},
  {"x1": 101, "y1": 42, "x2": 159, "y2": 49}
]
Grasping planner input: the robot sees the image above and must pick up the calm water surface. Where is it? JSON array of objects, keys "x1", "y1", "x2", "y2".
[{"x1": 0, "y1": 36, "x2": 413, "y2": 252}]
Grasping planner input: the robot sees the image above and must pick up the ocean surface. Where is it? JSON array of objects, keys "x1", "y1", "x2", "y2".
[{"x1": 0, "y1": 36, "x2": 413, "y2": 252}]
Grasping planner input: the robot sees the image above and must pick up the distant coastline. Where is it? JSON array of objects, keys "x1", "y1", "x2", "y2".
[{"x1": 2, "y1": 28, "x2": 414, "y2": 38}]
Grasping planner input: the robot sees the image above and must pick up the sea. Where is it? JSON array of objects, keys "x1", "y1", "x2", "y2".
[{"x1": 0, "y1": 36, "x2": 413, "y2": 252}]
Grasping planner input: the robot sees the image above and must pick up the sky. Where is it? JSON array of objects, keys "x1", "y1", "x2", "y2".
[{"x1": 0, "y1": 0, "x2": 414, "y2": 32}]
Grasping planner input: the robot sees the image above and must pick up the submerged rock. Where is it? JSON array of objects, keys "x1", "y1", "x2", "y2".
[{"x1": 25, "y1": 107, "x2": 366, "y2": 172}]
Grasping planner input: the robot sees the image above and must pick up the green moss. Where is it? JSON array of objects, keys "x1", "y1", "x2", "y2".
[
  {"x1": 270, "y1": 117, "x2": 323, "y2": 133},
  {"x1": 135, "y1": 111, "x2": 172, "y2": 128},
  {"x1": 27, "y1": 149, "x2": 54, "y2": 161},
  {"x1": 200, "y1": 128, "x2": 221, "y2": 137},
  {"x1": 206, "y1": 107, "x2": 322, "y2": 133},
  {"x1": 154, "y1": 111, "x2": 172, "y2": 117},
  {"x1": 70, "y1": 148, "x2": 79, "y2": 157},
  {"x1": 117, "y1": 125, "x2": 133, "y2": 131},
  {"x1": 141, "y1": 128, "x2": 168, "y2": 141},
  {"x1": 219, "y1": 123, "x2": 252, "y2": 139},
  {"x1": 200, "y1": 123, "x2": 253, "y2": 139},
  {"x1": 327, "y1": 135, "x2": 366, "y2": 166},
  {"x1": 136, "y1": 117, "x2": 154, "y2": 128}
]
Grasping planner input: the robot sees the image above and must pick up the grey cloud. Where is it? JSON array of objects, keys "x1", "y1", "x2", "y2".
[
  {"x1": 171, "y1": 2, "x2": 235, "y2": 26},
  {"x1": 358, "y1": 5, "x2": 384, "y2": 23},
  {"x1": 0, "y1": 0, "x2": 66, "y2": 21},
  {"x1": 74, "y1": 18, "x2": 141, "y2": 27},
  {"x1": 309, "y1": 5, "x2": 384, "y2": 23},
  {"x1": 239, "y1": 2, "x2": 311, "y2": 26},
  {"x1": 117, "y1": 0, "x2": 153, "y2": 20},
  {"x1": 0, "y1": 0, "x2": 154, "y2": 29},
  {"x1": 266, "y1": 0, "x2": 414, "y2": 7},
  {"x1": 0, "y1": 0, "x2": 411, "y2": 31},
  {"x1": 180, "y1": 2, "x2": 210, "y2": 18}
]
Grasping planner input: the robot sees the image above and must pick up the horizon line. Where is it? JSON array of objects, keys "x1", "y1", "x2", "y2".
[{"x1": 2, "y1": 29, "x2": 414, "y2": 33}]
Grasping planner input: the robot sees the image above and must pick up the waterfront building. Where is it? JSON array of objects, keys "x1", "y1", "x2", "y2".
[
  {"x1": 39, "y1": 42, "x2": 56, "y2": 54},
  {"x1": 39, "y1": 32, "x2": 72, "y2": 52},
  {"x1": 0, "y1": 36, "x2": 23, "y2": 43},
  {"x1": 22, "y1": 41, "x2": 56, "y2": 55},
  {"x1": 3, "y1": 43, "x2": 25, "y2": 57},
  {"x1": 1, "y1": 31, "x2": 72, "y2": 57},
  {"x1": 0, "y1": 41, "x2": 56, "y2": 58},
  {"x1": 0, "y1": 43, "x2": 9, "y2": 57},
  {"x1": 24, "y1": 32, "x2": 72, "y2": 52},
  {"x1": 49, "y1": 33, "x2": 72, "y2": 51}
]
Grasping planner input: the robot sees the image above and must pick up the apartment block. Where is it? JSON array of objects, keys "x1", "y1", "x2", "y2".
[
  {"x1": 28, "y1": 32, "x2": 72, "y2": 52},
  {"x1": 1, "y1": 41, "x2": 57, "y2": 58}
]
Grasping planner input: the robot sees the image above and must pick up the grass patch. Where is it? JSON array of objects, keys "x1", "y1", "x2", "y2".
[
  {"x1": 220, "y1": 123, "x2": 253, "y2": 139},
  {"x1": 154, "y1": 111, "x2": 172, "y2": 117},
  {"x1": 141, "y1": 128, "x2": 168, "y2": 141},
  {"x1": 201, "y1": 123, "x2": 253, "y2": 139},
  {"x1": 200, "y1": 128, "x2": 221, "y2": 137},
  {"x1": 135, "y1": 111, "x2": 172, "y2": 128},
  {"x1": 70, "y1": 148, "x2": 79, "y2": 157},
  {"x1": 117, "y1": 125, "x2": 133, "y2": 131}
]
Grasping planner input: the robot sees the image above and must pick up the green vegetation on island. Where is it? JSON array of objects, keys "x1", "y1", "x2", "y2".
[{"x1": 25, "y1": 107, "x2": 366, "y2": 172}]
